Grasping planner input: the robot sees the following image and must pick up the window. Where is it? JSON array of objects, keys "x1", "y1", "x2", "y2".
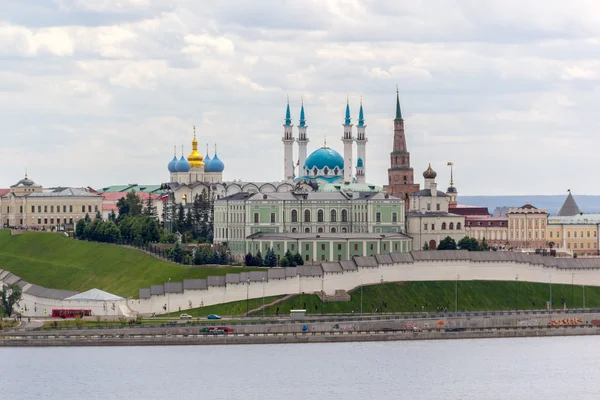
[
  {"x1": 254, "y1": 213, "x2": 259, "y2": 223},
  {"x1": 304, "y1": 209, "x2": 311, "y2": 222},
  {"x1": 276, "y1": 244, "x2": 280, "y2": 251},
  {"x1": 457, "y1": 223, "x2": 461, "y2": 230},
  {"x1": 44, "y1": 218, "x2": 47, "y2": 224},
  {"x1": 50, "y1": 218, "x2": 54, "y2": 224},
  {"x1": 37, "y1": 218, "x2": 41, "y2": 224},
  {"x1": 81, "y1": 205, "x2": 85, "y2": 212},
  {"x1": 69, "y1": 218, "x2": 73, "y2": 224},
  {"x1": 550, "y1": 232, "x2": 553, "y2": 238},
  {"x1": 51, "y1": 206, "x2": 54, "y2": 212},
  {"x1": 88, "y1": 206, "x2": 92, "y2": 212},
  {"x1": 270, "y1": 213, "x2": 275, "y2": 223},
  {"x1": 95, "y1": 205, "x2": 98, "y2": 212},
  {"x1": 370, "y1": 243, "x2": 374, "y2": 250},
  {"x1": 449, "y1": 222, "x2": 454, "y2": 230},
  {"x1": 338, "y1": 244, "x2": 342, "y2": 250},
  {"x1": 588, "y1": 243, "x2": 591, "y2": 249},
  {"x1": 331, "y1": 209, "x2": 337, "y2": 222},
  {"x1": 424, "y1": 223, "x2": 428, "y2": 231},
  {"x1": 557, "y1": 232, "x2": 560, "y2": 238},
  {"x1": 442, "y1": 222, "x2": 447, "y2": 230},
  {"x1": 318, "y1": 227, "x2": 323, "y2": 233},
  {"x1": 581, "y1": 231, "x2": 584, "y2": 238},
  {"x1": 436, "y1": 203, "x2": 440, "y2": 211},
  {"x1": 305, "y1": 244, "x2": 309, "y2": 250},
  {"x1": 342, "y1": 227, "x2": 347, "y2": 233},
  {"x1": 383, "y1": 243, "x2": 387, "y2": 251},
  {"x1": 574, "y1": 231, "x2": 577, "y2": 238},
  {"x1": 38, "y1": 206, "x2": 41, "y2": 212},
  {"x1": 291, "y1": 209, "x2": 298, "y2": 222},
  {"x1": 305, "y1": 255, "x2": 309, "y2": 261},
  {"x1": 394, "y1": 243, "x2": 398, "y2": 251},
  {"x1": 376, "y1": 212, "x2": 381, "y2": 223},
  {"x1": 305, "y1": 227, "x2": 310, "y2": 233},
  {"x1": 574, "y1": 243, "x2": 578, "y2": 249},
  {"x1": 567, "y1": 243, "x2": 571, "y2": 249},
  {"x1": 31, "y1": 206, "x2": 34, "y2": 213},
  {"x1": 331, "y1": 228, "x2": 337, "y2": 233},
  {"x1": 291, "y1": 244, "x2": 295, "y2": 251},
  {"x1": 321, "y1": 244, "x2": 325, "y2": 250},
  {"x1": 321, "y1": 254, "x2": 325, "y2": 261},
  {"x1": 63, "y1": 205, "x2": 66, "y2": 212},
  {"x1": 44, "y1": 206, "x2": 47, "y2": 212},
  {"x1": 431, "y1": 224, "x2": 435, "y2": 231},
  {"x1": 568, "y1": 232, "x2": 571, "y2": 238},
  {"x1": 354, "y1": 244, "x2": 358, "y2": 251},
  {"x1": 317, "y1": 209, "x2": 324, "y2": 222},
  {"x1": 292, "y1": 228, "x2": 297, "y2": 233},
  {"x1": 427, "y1": 203, "x2": 431, "y2": 211},
  {"x1": 341, "y1": 209, "x2": 348, "y2": 222},
  {"x1": 19, "y1": 206, "x2": 23, "y2": 213},
  {"x1": 392, "y1": 212, "x2": 397, "y2": 223}
]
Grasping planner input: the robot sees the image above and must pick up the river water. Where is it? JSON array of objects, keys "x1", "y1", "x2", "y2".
[{"x1": 2, "y1": 336, "x2": 598, "y2": 399}]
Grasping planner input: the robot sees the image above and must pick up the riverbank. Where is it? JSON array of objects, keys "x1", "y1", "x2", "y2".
[{"x1": 1, "y1": 325, "x2": 599, "y2": 347}]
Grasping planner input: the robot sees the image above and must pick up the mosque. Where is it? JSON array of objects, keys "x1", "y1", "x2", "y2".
[{"x1": 161, "y1": 98, "x2": 376, "y2": 206}]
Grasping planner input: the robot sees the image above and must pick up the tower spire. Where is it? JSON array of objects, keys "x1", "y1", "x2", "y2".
[
  {"x1": 285, "y1": 97, "x2": 292, "y2": 126},
  {"x1": 174, "y1": 145, "x2": 176, "y2": 156},
  {"x1": 395, "y1": 85, "x2": 402, "y2": 120},
  {"x1": 358, "y1": 96, "x2": 365, "y2": 127},
  {"x1": 448, "y1": 162, "x2": 454, "y2": 186},
  {"x1": 193, "y1": 125, "x2": 196, "y2": 139},
  {"x1": 299, "y1": 98, "x2": 306, "y2": 127},
  {"x1": 344, "y1": 96, "x2": 351, "y2": 125}
]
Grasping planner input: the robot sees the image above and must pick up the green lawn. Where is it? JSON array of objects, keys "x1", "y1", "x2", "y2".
[
  {"x1": 263, "y1": 280, "x2": 599, "y2": 315},
  {"x1": 161, "y1": 295, "x2": 285, "y2": 317},
  {"x1": 0, "y1": 230, "x2": 261, "y2": 298}
]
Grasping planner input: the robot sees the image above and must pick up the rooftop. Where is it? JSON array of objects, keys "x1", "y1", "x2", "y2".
[
  {"x1": 29, "y1": 188, "x2": 101, "y2": 198},
  {"x1": 102, "y1": 192, "x2": 159, "y2": 201},
  {"x1": 548, "y1": 214, "x2": 600, "y2": 225},
  {"x1": 247, "y1": 232, "x2": 410, "y2": 240}
]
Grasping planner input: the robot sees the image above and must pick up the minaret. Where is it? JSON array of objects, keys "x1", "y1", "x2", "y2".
[
  {"x1": 297, "y1": 99, "x2": 309, "y2": 175},
  {"x1": 384, "y1": 87, "x2": 420, "y2": 210},
  {"x1": 342, "y1": 97, "x2": 353, "y2": 183},
  {"x1": 446, "y1": 161, "x2": 458, "y2": 205},
  {"x1": 282, "y1": 99, "x2": 295, "y2": 182},
  {"x1": 355, "y1": 97, "x2": 367, "y2": 183}
]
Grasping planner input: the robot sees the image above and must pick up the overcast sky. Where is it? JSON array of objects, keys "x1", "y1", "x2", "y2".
[{"x1": 1, "y1": 1, "x2": 599, "y2": 195}]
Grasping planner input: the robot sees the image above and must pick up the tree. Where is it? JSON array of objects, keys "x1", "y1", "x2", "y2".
[
  {"x1": 95, "y1": 211, "x2": 102, "y2": 220},
  {"x1": 75, "y1": 218, "x2": 86, "y2": 239},
  {"x1": 0, "y1": 283, "x2": 22, "y2": 317},
  {"x1": 254, "y1": 250, "x2": 264, "y2": 267},
  {"x1": 284, "y1": 249, "x2": 296, "y2": 267},
  {"x1": 84, "y1": 213, "x2": 91, "y2": 223},
  {"x1": 437, "y1": 236, "x2": 457, "y2": 250},
  {"x1": 108, "y1": 210, "x2": 117, "y2": 222},
  {"x1": 264, "y1": 248, "x2": 278, "y2": 267},
  {"x1": 245, "y1": 253, "x2": 254, "y2": 266},
  {"x1": 422, "y1": 243, "x2": 430, "y2": 250},
  {"x1": 144, "y1": 195, "x2": 157, "y2": 218},
  {"x1": 478, "y1": 238, "x2": 490, "y2": 251},
  {"x1": 280, "y1": 257, "x2": 290, "y2": 267},
  {"x1": 458, "y1": 236, "x2": 479, "y2": 251},
  {"x1": 171, "y1": 242, "x2": 184, "y2": 263},
  {"x1": 293, "y1": 252, "x2": 304, "y2": 266},
  {"x1": 117, "y1": 191, "x2": 143, "y2": 218}
]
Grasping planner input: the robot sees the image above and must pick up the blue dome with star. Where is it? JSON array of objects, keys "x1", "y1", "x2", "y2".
[
  {"x1": 305, "y1": 147, "x2": 344, "y2": 171},
  {"x1": 167, "y1": 155, "x2": 178, "y2": 173},
  {"x1": 175, "y1": 155, "x2": 191, "y2": 172}
]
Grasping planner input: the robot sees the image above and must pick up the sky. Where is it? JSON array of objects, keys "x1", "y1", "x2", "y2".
[{"x1": 1, "y1": 1, "x2": 600, "y2": 195}]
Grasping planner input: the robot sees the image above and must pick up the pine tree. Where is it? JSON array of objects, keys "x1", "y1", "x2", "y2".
[
  {"x1": 293, "y1": 252, "x2": 304, "y2": 266},
  {"x1": 144, "y1": 195, "x2": 157, "y2": 218},
  {"x1": 254, "y1": 250, "x2": 264, "y2": 267},
  {"x1": 95, "y1": 210, "x2": 102, "y2": 220},
  {"x1": 264, "y1": 248, "x2": 278, "y2": 267},
  {"x1": 172, "y1": 242, "x2": 184, "y2": 263},
  {"x1": 245, "y1": 253, "x2": 254, "y2": 266}
]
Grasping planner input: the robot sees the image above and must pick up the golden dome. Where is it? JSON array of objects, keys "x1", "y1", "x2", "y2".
[{"x1": 187, "y1": 127, "x2": 205, "y2": 168}]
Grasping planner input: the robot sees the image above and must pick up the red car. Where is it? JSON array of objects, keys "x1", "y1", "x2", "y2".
[{"x1": 216, "y1": 326, "x2": 233, "y2": 333}]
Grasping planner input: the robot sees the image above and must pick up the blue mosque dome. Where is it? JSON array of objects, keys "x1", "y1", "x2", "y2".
[
  {"x1": 305, "y1": 146, "x2": 344, "y2": 171},
  {"x1": 167, "y1": 155, "x2": 178, "y2": 173},
  {"x1": 205, "y1": 153, "x2": 225, "y2": 173},
  {"x1": 356, "y1": 157, "x2": 364, "y2": 168},
  {"x1": 175, "y1": 155, "x2": 191, "y2": 172},
  {"x1": 204, "y1": 153, "x2": 212, "y2": 166}
]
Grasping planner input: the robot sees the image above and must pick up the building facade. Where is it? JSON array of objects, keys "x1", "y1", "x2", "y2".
[
  {"x1": 406, "y1": 164, "x2": 466, "y2": 250},
  {"x1": 464, "y1": 217, "x2": 509, "y2": 248},
  {"x1": 214, "y1": 186, "x2": 408, "y2": 260},
  {"x1": 507, "y1": 204, "x2": 548, "y2": 249},
  {"x1": 0, "y1": 175, "x2": 103, "y2": 230},
  {"x1": 547, "y1": 193, "x2": 600, "y2": 255}
]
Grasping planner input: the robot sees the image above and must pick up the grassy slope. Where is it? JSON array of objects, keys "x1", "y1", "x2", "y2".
[
  {"x1": 263, "y1": 281, "x2": 600, "y2": 315},
  {"x1": 161, "y1": 295, "x2": 285, "y2": 318},
  {"x1": 0, "y1": 230, "x2": 260, "y2": 298}
]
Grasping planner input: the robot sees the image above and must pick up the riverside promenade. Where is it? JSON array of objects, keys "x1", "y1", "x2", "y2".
[{"x1": 3, "y1": 308, "x2": 600, "y2": 347}]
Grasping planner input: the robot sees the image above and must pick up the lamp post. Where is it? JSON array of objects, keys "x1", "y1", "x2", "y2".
[
  {"x1": 246, "y1": 278, "x2": 250, "y2": 317},
  {"x1": 455, "y1": 274, "x2": 460, "y2": 313},
  {"x1": 380, "y1": 275, "x2": 384, "y2": 314},
  {"x1": 262, "y1": 277, "x2": 265, "y2": 318},
  {"x1": 571, "y1": 273, "x2": 575, "y2": 309},
  {"x1": 515, "y1": 274, "x2": 519, "y2": 312},
  {"x1": 167, "y1": 277, "x2": 171, "y2": 318}
]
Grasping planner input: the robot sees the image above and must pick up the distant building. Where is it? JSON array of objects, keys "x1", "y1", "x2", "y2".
[
  {"x1": 464, "y1": 217, "x2": 509, "y2": 248},
  {"x1": 0, "y1": 174, "x2": 103, "y2": 230},
  {"x1": 547, "y1": 192, "x2": 599, "y2": 255},
  {"x1": 507, "y1": 204, "x2": 548, "y2": 249},
  {"x1": 406, "y1": 164, "x2": 465, "y2": 250}
]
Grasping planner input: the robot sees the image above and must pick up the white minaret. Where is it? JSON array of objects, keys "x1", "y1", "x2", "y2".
[
  {"x1": 297, "y1": 100, "x2": 309, "y2": 176},
  {"x1": 282, "y1": 100, "x2": 295, "y2": 182},
  {"x1": 355, "y1": 97, "x2": 367, "y2": 184},
  {"x1": 342, "y1": 99, "x2": 353, "y2": 183}
]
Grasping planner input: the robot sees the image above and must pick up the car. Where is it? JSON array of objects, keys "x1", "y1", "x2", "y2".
[
  {"x1": 179, "y1": 314, "x2": 193, "y2": 319},
  {"x1": 216, "y1": 326, "x2": 233, "y2": 333},
  {"x1": 207, "y1": 314, "x2": 221, "y2": 320}
]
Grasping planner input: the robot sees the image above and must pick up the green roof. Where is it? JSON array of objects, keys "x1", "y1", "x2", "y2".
[
  {"x1": 318, "y1": 182, "x2": 385, "y2": 193},
  {"x1": 98, "y1": 184, "x2": 163, "y2": 194}
]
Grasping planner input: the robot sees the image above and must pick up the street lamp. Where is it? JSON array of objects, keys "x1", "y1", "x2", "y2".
[
  {"x1": 246, "y1": 278, "x2": 250, "y2": 317},
  {"x1": 167, "y1": 277, "x2": 171, "y2": 317},
  {"x1": 455, "y1": 274, "x2": 460, "y2": 313},
  {"x1": 262, "y1": 277, "x2": 265, "y2": 318},
  {"x1": 380, "y1": 275, "x2": 384, "y2": 314},
  {"x1": 515, "y1": 274, "x2": 519, "y2": 311}
]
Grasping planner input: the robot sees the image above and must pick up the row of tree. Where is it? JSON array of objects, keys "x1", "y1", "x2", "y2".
[
  {"x1": 433, "y1": 236, "x2": 490, "y2": 251},
  {"x1": 166, "y1": 242, "x2": 230, "y2": 265},
  {"x1": 163, "y1": 191, "x2": 214, "y2": 244},
  {"x1": 245, "y1": 249, "x2": 305, "y2": 267}
]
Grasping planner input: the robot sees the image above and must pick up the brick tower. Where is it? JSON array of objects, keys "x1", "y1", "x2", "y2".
[{"x1": 384, "y1": 89, "x2": 420, "y2": 210}]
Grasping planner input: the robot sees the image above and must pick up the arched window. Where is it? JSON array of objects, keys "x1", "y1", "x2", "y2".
[
  {"x1": 292, "y1": 227, "x2": 297, "y2": 233},
  {"x1": 449, "y1": 222, "x2": 454, "y2": 230},
  {"x1": 442, "y1": 222, "x2": 447, "y2": 230},
  {"x1": 342, "y1": 227, "x2": 347, "y2": 233},
  {"x1": 334, "y1": 167, "x2": 339, "y2": 175},
  {"x1": 392, "y1": 212, "x2": 397, "y2": 223},
  {"x1": 456, "y1": 222, "x2": 462, "y2": 230},
  {"x1": 313, "y1": 167, "x2": 318, "y2": 175},
  {"x1": 323, "y1": 167, "x2": 329, "y2": 175},
  {"x1": 341, "y1": 209, "x2": 348, "y2": 223},
  {"x1": 401, "y1": 156, "x2": 405, "y2": 165},
  {"x1": 304, "y1": 227, "x2": 310, "y2": 233},
  {"x1": 331, "y1": 209, "x2": 337, "y2": 222},
  {"x1": 317, "y1": 227, "x2": 323, "y2": 233},
  {"x1": 317, "y1": 209, "x2": 324, "y2": 222},
  {"x1": 304, "y1": 209, "x2": 311, "y2": 222},
  {"x1": 376, "y1": 212, "x2": 381, "y2": 223},
  {"x1": 331, "y1": 227, "x2": 337, "y2": 233},
  {"x1": 291, "y1": 209, "x2": 298, "y2": 223}
]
